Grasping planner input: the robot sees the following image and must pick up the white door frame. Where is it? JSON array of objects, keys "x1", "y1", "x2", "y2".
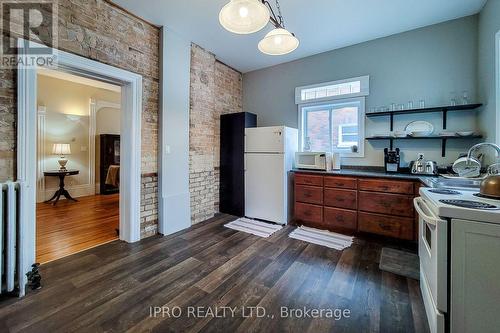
[
  {"x1": 496, "y1": 30, "x2": 500, "y2": 145},
  {"x1": 17, "y1": 39, "x2": 143, "y2": 272}
]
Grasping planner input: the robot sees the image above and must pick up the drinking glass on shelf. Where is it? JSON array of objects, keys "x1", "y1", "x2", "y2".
[
  {"x1": 398, "y1": 104, "x2": 405, "y2": 110},
  {"x1": 450, "y1": 92, "x2": 457, "y2": 106},
  {"x1": 407, "y1": 101, "x2": 413, "y2": 109},
  {"x1": 390, "y1": 103, "x2": 396, "y2": 111},
  {"x1": 462, "y1": 91, "x2": 469, "y2": 105},
  {"x1": 419, "y1": 99, "x2": 425, "y2": 108}
]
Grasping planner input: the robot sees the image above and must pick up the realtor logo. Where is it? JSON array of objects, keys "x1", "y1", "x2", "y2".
[{"x1": 0, "y1": 0, "x2": 58, "y2": 68}]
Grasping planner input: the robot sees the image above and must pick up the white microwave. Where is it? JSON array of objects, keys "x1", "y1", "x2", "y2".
[{"x1": 295, "y1": 152, "x2": 334, "y2": 171}]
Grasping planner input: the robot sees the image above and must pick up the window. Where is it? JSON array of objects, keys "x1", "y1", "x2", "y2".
[
  {"x1": 299, "y1": 97, "x2": 365, "y2": 157},
  {"x1": 295, "y1": 75, "x2": 369, "y2": 104},
  {"x1": 338, "y1": 124, "x2": 358, "y2": 148}
]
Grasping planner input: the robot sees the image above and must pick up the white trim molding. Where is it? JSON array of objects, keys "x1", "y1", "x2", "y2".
[
  {"x1": 36, "y1": 106, "x2": 46, "y2": 202},
  {"x1": 295, "y1": 75, "x2": 370, "y2": 104},
  {"x1": 496, "y1": 30, "x2": 500, "y2": 145},
  {"x1": 17, "y1": 40, "x2": 143, "y2": 287}
]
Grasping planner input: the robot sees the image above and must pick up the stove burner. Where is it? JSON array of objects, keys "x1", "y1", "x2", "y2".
[
  {"x1": 473, "y1": 193, "x2": 500, "y2": 201},
  {"x1": 429, "y1": 189, "x2": 461, "y2": 195},
  {"x1": 439, "y1": 199, "x2": 499, "y2": 210}
]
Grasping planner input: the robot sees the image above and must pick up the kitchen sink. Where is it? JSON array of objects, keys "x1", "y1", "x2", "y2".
[{"x1": 428, "y1": 176, "x2": 483, "y2": 190}]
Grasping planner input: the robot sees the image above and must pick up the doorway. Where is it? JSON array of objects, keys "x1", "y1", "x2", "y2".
[
  {"x1": 17, "y1": 40, "x2": 143, "y2": 274},
  {"x1": 35, "y1": 69, "x2": 122, "y2": 263}
]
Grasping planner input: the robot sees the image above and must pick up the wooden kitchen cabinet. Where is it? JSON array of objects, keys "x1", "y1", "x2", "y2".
[
  {"x1": 324, "y1": 176, "x2": 357, "y2": 189},
  {"x1": 324, "y1": 207, "x2": 357, "y2": 231},
  {"x1": 358, "y1": 178, "x2": 414, "y2": 194},
  {"x1": 294, "y1": 185, "x2": 323, "y2": 205},
  {"x1": 358, "y1": 191, "x2": 414, "y2": 217},
  {"x1": 295, "y1": 174, "x2": 323, "y2": 187},
  {"x1": 294, "y1": 202, "x2": 323, "y2": 225},
  {"x1": 358, "y1": 212, "x2": 414, "y2": 240},
  {"x1": 324, "y1": 188, "x2": 357, "y2": 210},
  {"x1": 293, "y1": 171, "x2": 419, "y2": 241}
]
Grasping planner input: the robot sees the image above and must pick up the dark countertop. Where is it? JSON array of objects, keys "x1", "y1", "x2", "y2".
[{"x1": 291, "y1": 167, "x2": 437, "y2": 187}]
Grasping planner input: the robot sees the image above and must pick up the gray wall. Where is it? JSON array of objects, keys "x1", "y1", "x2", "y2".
[
  {"x1": 478, "y1": 0, "x2": 500, "y2": 145},
  {"x1": 159, "y1": 28, "x2": 192, "y2": 235},
  {"x1": 243, "y1": 16, "x2": 480, "y2": 167}
]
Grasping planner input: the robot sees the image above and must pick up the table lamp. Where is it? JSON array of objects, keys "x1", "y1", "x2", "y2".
[{"x1": 52, "y1": 143, "x2": 71, "y2": 171}]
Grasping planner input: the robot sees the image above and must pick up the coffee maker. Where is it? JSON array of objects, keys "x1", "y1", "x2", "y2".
[{"x1": 384, "y1": 148, "x2": 400, "y2": 173}]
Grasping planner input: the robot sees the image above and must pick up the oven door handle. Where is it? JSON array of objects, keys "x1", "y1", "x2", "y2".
[{"x1": 414, "y1": 197, "x2": 440, "y2": 226}]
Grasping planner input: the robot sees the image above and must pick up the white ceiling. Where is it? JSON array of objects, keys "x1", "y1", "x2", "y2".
[
  {"x1": 112, "y1": 0, "x2": 487, "y2": 73},
  {"x1": 38, "y1": 68, "x2": 122, "y2": 92}
]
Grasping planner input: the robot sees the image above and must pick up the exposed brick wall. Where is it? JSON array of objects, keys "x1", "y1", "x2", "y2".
[
  {"x1": 141, "y1": 173, "x2": 159, "y2": 238},
  {"x1": 0, "y1": 0, "x2": 160, "y2": 238},
  {"x1": 189, "y1": 44, "x2": 242, "y2": 224}
]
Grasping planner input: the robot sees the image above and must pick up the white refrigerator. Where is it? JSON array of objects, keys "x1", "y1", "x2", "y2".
[{"x1": 244, "y1": 126, "x2": 298, "y2": 225}]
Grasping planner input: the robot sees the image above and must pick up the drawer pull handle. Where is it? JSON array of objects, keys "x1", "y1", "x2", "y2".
[{"x1": 336, "y1": 216, "x2": 344, "y2": 222}]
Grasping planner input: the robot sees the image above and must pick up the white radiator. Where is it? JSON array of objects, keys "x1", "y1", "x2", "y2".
[{"x1": 1, "y1": 181, "x2": 27, "y2": 297}]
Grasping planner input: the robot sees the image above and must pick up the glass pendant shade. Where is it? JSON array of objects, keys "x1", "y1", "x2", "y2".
[
  {"x1": 219, "y1": 0, "x2": 270, "y2": 34},
  {"x1": 258, "y1": 28, "x2": 299, "y2": 55}
]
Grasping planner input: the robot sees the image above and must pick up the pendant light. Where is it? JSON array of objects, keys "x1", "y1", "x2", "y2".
[
  {"x1": 219, "y1": 0, "x2": 299, "y2": 56},
  {"x1": 258, "y1": 28, "x2": 299, "y2": 55},
  {"x1": 219, "y1": 0, "x2": 270, "y2": 34}
]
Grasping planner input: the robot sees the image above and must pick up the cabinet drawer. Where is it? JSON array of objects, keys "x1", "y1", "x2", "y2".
[
  {"x1": 358, "y1": 191, "x2": 414, "y2": 217},
  {"x1": 324, "y1": 207, "x2": 357, "y2": 231},
  {"x1": 324, "y1": 176, "x2": 357, "y2": 189},
  {"x1": 324, "y1": 188, "x2": 357, "y2": 210},
  {"x1": 295, "y1": 174, "x2": 323, "y2": 187},
  {"x1": 295, "y1": 185, "x2": 323, "y2": 205},
  {"x1": 358, "y1": 212, "x2": 414, "y2": 240},
  {"x1": 295, "y1": 202, "x2": 323, "y2": 224},
  {"x1": 358, "y1": 178, "x2": 414, "y2": 194}
]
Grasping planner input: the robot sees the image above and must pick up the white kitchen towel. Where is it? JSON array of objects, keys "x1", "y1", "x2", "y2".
[
  {"x1": 289, "y1": 226, "x2": 354, "y2": 250},
  {"x1": 224, "y1": 218, "x2": 283, "y2": 238}
]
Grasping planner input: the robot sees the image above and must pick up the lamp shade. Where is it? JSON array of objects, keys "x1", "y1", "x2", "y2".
[
  {"x1": 52, "y1": 143, "x2": 71, "y2": 155},
  {"x1": 258, "y1": 28, "x2": 299, "y2": 55},
  {"x1": 219, "y1": 0, "x2": 270, "y2": 34}
]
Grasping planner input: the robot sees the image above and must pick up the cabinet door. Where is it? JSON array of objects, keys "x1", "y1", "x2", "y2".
[{"x1": 451, "y1": 219, "x2": 500, "y2": 333}]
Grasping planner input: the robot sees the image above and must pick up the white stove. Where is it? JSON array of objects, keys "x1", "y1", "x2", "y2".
[
  {"x1": 415, "y1": 187, "x2": 500, "y2": 333},
  {"x1": 420, "y1": 187, "x2": 500, "y2": 224}
]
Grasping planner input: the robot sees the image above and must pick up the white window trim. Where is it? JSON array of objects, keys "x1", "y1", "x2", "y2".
[
  {"x1": 295, "y1": 75, "x2": 369, "y2": 104},
  {"x1": 298, "y1": 96, "x2": 366, "y2": 158},
  {"x1": 338, "y1": 123, "x2": 359, "y2": 148}
]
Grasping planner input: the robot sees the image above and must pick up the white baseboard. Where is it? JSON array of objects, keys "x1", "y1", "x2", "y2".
[{"x1": 37, "y1": 184, "x2": 96, "y2": 202}]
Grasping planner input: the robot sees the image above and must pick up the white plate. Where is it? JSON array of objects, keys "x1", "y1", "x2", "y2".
[{"x1": 405, "y1": 121, "x2": 434, "y2": 137}]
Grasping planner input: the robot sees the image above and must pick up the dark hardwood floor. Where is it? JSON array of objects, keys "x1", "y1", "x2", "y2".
[{"x1": 0, "y1": 214, "x2": 429, "y2": 333}]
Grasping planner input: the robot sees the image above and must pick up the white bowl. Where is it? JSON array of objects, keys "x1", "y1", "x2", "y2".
[{"x1": 457, "y1": 131, "x2": 474, "y2": 137}]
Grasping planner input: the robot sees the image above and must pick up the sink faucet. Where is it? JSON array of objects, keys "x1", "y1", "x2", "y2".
[{"x1": 466, "y1": 143, "x2": 500, "y2": 171}]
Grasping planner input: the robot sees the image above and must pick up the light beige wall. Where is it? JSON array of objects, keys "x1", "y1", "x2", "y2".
[{"x1": 37, "y1": 74, "x2": 121, "y2": 198}]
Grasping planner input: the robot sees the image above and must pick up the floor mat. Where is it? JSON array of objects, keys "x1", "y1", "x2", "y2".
[
  {"x1": 379, "y1": 247, "x2": 420, "y2": 280},
  {"x1": 288, "y1": 226, "x2": 353, "y2": 250},
  {"x1": 224, "y1": 218, "x2": 283, "y2": 238}
]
